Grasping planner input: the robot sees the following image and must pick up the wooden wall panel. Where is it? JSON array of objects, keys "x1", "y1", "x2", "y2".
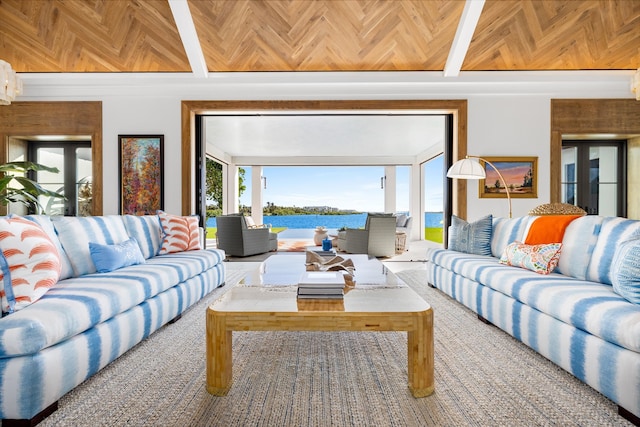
[
  {"x1": 0, "y1": 102, "x2": 103, "y2": 215},
  {"x1": 549, "y1": 99, "x2": 640, "y2": 206}
]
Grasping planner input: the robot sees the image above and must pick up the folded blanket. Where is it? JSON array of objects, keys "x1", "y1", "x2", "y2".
[{"x1": 525, "y1": 215, "x2": 582, "y2": 244}]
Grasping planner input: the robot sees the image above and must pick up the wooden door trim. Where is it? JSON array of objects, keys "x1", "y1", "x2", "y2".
[
  {"x1": 0, "y1": 101, "x2": 103, "y2": 215},
  {"x1": 181, "y1": 99, "x2": 468, "y2": 219}
]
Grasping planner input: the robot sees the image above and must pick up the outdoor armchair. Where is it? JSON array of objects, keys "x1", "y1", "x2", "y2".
[
  {"x1": 339, "y1": 213, "x2": 397, "y2": 257},
  {"x1": 215, "y1": 214, "x2": 278, "y2": 257}
]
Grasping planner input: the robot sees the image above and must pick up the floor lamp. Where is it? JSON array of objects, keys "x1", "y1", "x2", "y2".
[{"x1": 447, "y1": 156, "x2": 512, "y2": 218}]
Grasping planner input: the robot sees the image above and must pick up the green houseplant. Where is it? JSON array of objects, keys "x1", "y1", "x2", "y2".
[{"x1": 0, "y1": 161, "x2": 66, "y2": 213}]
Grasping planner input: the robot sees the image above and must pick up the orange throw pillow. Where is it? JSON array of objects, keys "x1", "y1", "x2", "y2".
[{"x1": 524, "y1": 215, "x2": 582, "y2": 245}]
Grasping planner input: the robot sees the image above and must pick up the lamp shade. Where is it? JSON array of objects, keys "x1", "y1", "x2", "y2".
[
  {"x1": 0, "y1": 60, "x2": 22, "y2": 106},
  {"x1": 632, "y1": 68, "x2": 640, "y2": 101},
  {"x1": 446, "y1": 158, "x2": 485, "y2": 179}
]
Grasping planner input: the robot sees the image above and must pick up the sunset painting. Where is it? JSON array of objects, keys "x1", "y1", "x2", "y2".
[{"x1": 480, "y1": 157, "x2": 537, "y2": 198}]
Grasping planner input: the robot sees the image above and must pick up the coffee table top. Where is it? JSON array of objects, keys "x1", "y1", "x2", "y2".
[
  {"x1": 242, "y1": 254, "x2": 402, "y2": 287},
  {"x1": 211, "y1": 254, "x2": 430, "y2": 314}
]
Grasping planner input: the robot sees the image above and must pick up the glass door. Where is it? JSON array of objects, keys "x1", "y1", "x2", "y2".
[
  {"x1": 561, "y1": 141, "x2": 625, "y2": 216},
  {"x1": 31, "y1": 142, "x2": 92, "y2": 216}
]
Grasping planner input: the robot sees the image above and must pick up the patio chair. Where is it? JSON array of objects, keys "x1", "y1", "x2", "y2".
[
  {"x1": 215, "y1": 214, "x2": 278, "y2": 257},
  {"x1": 338, "y1": 213, "x2": 397, "y2": 257}
]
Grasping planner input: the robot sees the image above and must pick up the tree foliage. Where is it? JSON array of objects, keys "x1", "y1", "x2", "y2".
[{"x1": 205, "y1": 158, "x2": 245, "y2": 209}]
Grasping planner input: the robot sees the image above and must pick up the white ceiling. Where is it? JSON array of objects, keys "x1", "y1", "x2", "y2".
[{"x1": 204, "y1": 113, "x2": 446, "y2": 164}]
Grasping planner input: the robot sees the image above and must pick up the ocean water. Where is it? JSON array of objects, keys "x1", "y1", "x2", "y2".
[{"x1": 206, "y1": 212, "x2": 443, "y2": 229}]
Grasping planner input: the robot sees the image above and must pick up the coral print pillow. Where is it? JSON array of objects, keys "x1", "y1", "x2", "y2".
[
  {"x1": 499, "y1": 241, "x2": 562, "y2": 275},
  {"x1": 0, "y1": 216, "x2": 61, "y2": 314},
  {"x1": 157, "y1": 211, "x2": 201, "y2": 254}
]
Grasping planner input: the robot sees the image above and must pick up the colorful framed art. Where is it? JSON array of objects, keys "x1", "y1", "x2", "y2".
[{"x1": 119, "y1": 135, "x2": 164, "y2": 214}]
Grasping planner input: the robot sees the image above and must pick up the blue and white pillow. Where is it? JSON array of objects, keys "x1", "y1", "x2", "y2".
[
  {"x1": 123, "y1": 215, "x2": 163, "y2": 259},
  {"x1": 89, "y1": 238, "x2": 145, "y2": 273},
  {"x1": 586, "y1": 217, "x2": 640, "y2": 285},
  {"x1": 53, "y1": 216, "x2": 129, "y2": 277},
  {"x1": 491, "y1": 216, "x2": 537, "y2": 258},
  {"x1": 611, "y1": 238, "x2": 640, "y2": 304},
  {"x1": 448, "y1": 214, "x2": 493, "y2": 256}
]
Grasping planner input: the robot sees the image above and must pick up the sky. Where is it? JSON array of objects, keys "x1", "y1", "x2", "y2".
[{"x1": 238, "y1": 155, "x2": 444, "y2": 212}]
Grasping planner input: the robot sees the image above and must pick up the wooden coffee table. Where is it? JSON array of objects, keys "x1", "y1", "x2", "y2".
[{"x1": 205, "y1": 255, "x2": 433, "y2": 398}]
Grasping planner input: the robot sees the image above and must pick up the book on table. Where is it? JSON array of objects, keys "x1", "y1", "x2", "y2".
[
  {"x1": 298, "y1": 271, "x2": 345, "y2": 287},
  {"x1": 296, "y1": 293, "x2": 344, "y2": 299},
  {"x1": 297, "y1": 271, "x2": 345, "y2": 299}
]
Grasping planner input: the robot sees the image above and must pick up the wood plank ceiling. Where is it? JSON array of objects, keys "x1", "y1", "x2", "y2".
[{"x1": 0, "y1": 0, "x2": 638, "y2": 74}]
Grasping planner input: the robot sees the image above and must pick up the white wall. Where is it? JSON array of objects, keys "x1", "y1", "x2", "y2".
[
  {"x1": 18, "y1": 71, "x2": 635, "y2": 216},
  {"x1": 466, "y1": 96, "x2": 551, "y2": 220}
]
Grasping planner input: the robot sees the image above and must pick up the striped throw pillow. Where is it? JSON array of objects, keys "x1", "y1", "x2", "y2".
[
  {"x1": 53, "y1": 216, "x2": 130, "y2": 277},
  {"x1": 123, "y1": 214, "x2": 163, "y2": 259},
  {"x1": 22, "y1": 214, "x2": 74, "y2": 280},
  {"x1": 448, "y1": 215, "x2": 492, "y2": 256},
  {"x1": 158, "y1": 211, "x2": 201, "y2": 254},
  {"x1": 586, "y1": 217, "x2": 640, "y2": 285},
  {"x1": 0, "y1": 216, "x2": 61, "y2": 313},
  {"x1": 611, "y1": 239, "x2": 640, "y2": 304}
]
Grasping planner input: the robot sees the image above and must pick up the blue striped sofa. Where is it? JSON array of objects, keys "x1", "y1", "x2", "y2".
[
  {"x1": 426, "y1": 215, "x2": 640, "y2": 422},
  {"x1": 0, "y1": 214, "x2": 226, "y2": 424}
]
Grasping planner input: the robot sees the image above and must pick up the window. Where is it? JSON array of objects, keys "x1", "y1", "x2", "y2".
[
  {"x1": 29, "y1": 142, "x2": 92, "y2": 216},
  {"x1": 561, "y1": 141, "x2": 626, "y2": 216},
  {"x1": 423, "y1": 154, "x2": 444, "y2": 243}
]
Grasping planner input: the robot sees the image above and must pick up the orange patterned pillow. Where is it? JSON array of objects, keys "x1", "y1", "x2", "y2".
[
  {"x1": 157, "y1": 211, "x2": 201, "y2": 254},
  {"x1": 0, "y1": 216, "x2": 61, "y2": 313}
]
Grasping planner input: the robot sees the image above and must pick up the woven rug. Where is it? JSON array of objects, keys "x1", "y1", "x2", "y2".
[{"x1": 40, "y1": 267, "x2": 631, "y2": 426}]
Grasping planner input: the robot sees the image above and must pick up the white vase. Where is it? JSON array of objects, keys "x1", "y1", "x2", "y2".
[{"x1": 314, "y1": 228, "x2": 328, "y2": 245}]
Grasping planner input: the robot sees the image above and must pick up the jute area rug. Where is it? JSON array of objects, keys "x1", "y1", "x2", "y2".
[{"x1": 41, "y1": 266, "x2": 631, "y2": 427}]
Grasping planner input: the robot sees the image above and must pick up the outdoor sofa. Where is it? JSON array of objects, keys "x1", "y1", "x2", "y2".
[
  {"x1": 0, "y1": 212, "x2": 226, "y2": 425},
  {"x1": 426, "y1": 213, "x2": 640, "y2": 423}
]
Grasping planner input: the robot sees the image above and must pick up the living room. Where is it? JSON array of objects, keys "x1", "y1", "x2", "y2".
[{"x1": 1, "y1": 1, "x2": 640, "y2": 425}]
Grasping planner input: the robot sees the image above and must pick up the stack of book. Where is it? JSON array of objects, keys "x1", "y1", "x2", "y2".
[{"x1": 297, "y1": 270, "x2": 345, "y2": 299}]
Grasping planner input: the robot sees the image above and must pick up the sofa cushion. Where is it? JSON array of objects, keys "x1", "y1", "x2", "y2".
[
  {"x1": 448, "y1": 215, "x2": 492, "y2": 256},
  {"x1": 0, "y1": 216, "x2": 61, "y2": 314},
  {"x1": 586, "y1": 217, "x2": 640, "y2": 285},
  {"x1": 53, "y1": 216, "x2": 130, "y2": 277},
  {"x1": 491, "y1": 216, "x2": 537, "y2": 258},
  {"x1": 0, "y1": 247, "x2": 225, "y2": 357},
  {"x1": 123, "y1": 214, "x2": 163, "y2": 259},
  {"x1": 555, "y1": 215, "x2": 603, "y2": 280},
  {"x1": 611, "y1": 238, "x2": 640, "y2": 304},
  {"x1": 499, "y1": 241, "x2": 562, "y2": 275},
  {"x1": 158, "y1": 211, "x2": 201, "y2": 254},
  {"x1": 89, "y1": 238, "x2": 145, "y2": 273},
  {"x1": 22, "y1": 214, "x2": 74, "y2": 280}
]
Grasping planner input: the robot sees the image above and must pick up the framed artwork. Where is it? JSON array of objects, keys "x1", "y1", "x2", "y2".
[
  {"x1": 119, "y1": 135, "x2": 164, "y2": 214},
  {"x1": 478, "y1": 156, "x2": 537, "y2": 198}
]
